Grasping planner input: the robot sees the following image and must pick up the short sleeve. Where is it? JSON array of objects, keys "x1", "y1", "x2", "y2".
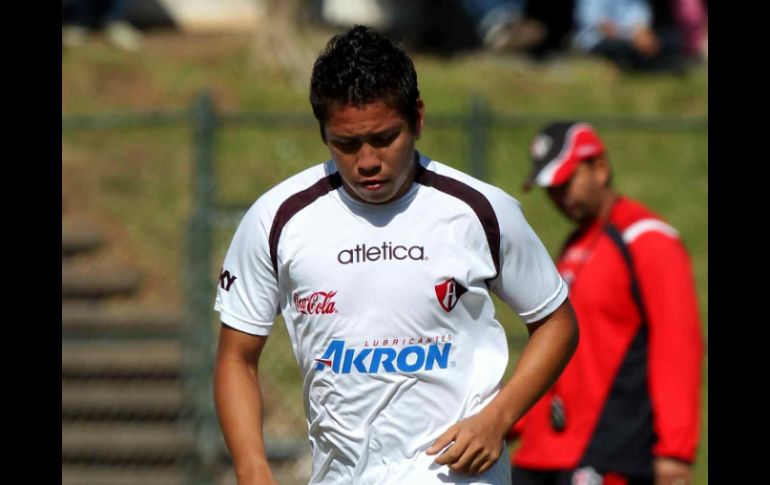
[
  {"x1": 489, "y1": 195, "x2": 568, "y2": 324},
  {"x1": 213, "y1": 199, "x2": 279, "y2": 336}
]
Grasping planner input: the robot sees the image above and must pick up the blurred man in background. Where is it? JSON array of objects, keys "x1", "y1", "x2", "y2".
[
  {"x1": 213, "y1": 25, "x2": 579, "y2": 485},
  {"x1": 572, "y1": 0, "x2": 687, "y2": 72},
  {"x1": 454, "y1": 0, "x2": 546, "y2": 52},
  {"x1": 509, "y1": 121, "x2": 703, "y2": 485},
  {"x1": 62, "y1": 0, "x2": 142, "y2": 51}
]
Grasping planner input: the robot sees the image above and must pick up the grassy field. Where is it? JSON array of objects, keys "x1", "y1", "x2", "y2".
[{"x1": 62, "y1": 28, "x2": 708, "y2": 482}]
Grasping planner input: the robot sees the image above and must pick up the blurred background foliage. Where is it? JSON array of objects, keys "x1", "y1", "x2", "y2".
[{"x1": 62, "y1": 19, "x2": 707, "y2": 483}]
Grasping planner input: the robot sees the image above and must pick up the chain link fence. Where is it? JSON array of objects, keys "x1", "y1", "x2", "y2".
[{"x1": 62, "y1": 92, "x2": 707, "y2": 485}]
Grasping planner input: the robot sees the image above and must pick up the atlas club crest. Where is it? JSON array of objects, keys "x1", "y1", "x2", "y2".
[{"x1": 435, "y1": 278, "x2": 467, "y2": 312}]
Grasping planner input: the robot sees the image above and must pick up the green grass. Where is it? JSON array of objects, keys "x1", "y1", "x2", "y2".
[{"x1": 63, "y1": 30, "x2": 707, "y2": 483}]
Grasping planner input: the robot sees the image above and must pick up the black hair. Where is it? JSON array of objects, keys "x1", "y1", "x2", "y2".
[{"x1": 309, "y1": 25, "x2": 421, "y2": 139}]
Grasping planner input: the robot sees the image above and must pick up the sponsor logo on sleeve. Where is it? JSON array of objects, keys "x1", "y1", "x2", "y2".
[{"x1": 218, "y1": 268, "x2": 237, "y2": 291}]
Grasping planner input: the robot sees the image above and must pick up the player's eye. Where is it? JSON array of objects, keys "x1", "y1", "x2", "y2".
[
  {"x1": 332, "y1": 139, "x2": 361, "y2": 153},
  {"x1": 370, "y1": 131, "x2": 399, "y2": 148}
]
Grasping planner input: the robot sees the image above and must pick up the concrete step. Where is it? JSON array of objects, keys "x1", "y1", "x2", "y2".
[
  {"x1": 62, "y1": 464, "x2": 184, "y2": 485},
  {"x1": 62, "y1": 341, "x2": 183, "y2": 378},
  {"x1": 62, "y1": 303, "x2": 182, "y2": 339},
  {"x1": 62, "y1": 221, "x2": 105, "y2": 256},
  {"x1": 62, "y1": 264, "x2": 142, "y2": 299},
  {"x1": 62, "y1": 422, "x2": 196, "y2": 463},
  {"x1": 62, "y1": 379, "x2": 185, "y2": 420}
]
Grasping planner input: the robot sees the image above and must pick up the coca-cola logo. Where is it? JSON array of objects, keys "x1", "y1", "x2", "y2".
[{"x1": 293, "y1": 290, "x2": 338, "y2": 315}]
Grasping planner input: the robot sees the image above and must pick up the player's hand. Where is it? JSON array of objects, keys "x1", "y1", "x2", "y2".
[
  {"x1": 654, "y1": 457, "x2": 693, "y2": 485},
  {"x1": 632, "y1": 26, "x2": 660, "y2": 57},
  {"x1": 425, "y1": 408, "x2": 507, "y2": 475}
]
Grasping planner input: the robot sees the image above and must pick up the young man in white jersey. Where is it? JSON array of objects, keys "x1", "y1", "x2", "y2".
[{"x1": 213, "y1": 25, "x2": 579, "y2": 485}]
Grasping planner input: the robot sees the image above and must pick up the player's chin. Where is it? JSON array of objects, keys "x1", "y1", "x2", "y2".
[{"x1": 563, "y1": 207, "x2": 585, "y2": 224}]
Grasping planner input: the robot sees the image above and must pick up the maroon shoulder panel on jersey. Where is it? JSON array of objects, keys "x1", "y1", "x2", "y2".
[
  {"x1": 268, "y1": 172, "x2": 343, "y2": 274},
  {"x1": 414, "y1": 163, "x2": 501, "y2": 279}
]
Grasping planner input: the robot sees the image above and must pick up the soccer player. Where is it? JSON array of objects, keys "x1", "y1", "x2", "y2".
[
  {"x1": 213, "y1": 25, "x2": 578, "y2": 485},
  {"x1": 510, "y1": 121, "x2": 704, "y2": 485}
]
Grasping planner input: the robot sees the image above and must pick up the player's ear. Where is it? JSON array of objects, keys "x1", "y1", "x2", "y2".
[
  {"x1": 595, "y1": 156, "x2": 611, "y2": 186},
  {"x1": 594, "y1": 155, "x2": 611, "y2": 182},
  {"x1": 414, "y1": 99, "x2": 425, "y2": 137},
  {"x1": 319, "y1": 124, "x2": 327, "y2": 144}
]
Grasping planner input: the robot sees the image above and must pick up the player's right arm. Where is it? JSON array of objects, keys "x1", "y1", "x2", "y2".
[{"x1": 213, "y1": 324, "x2": 277, "y2": 485}]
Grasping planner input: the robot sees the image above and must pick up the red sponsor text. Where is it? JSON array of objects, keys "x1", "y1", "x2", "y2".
[{"x1": 294, "y1": 290, "x2": 338, "y2": 315}]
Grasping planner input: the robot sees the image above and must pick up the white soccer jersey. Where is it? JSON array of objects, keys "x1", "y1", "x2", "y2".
[{"x1": 215, "y1": 153, "x2": 568, "y2": 485}]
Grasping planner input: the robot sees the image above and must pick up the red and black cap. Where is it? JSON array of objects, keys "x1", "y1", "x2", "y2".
[{"x1": 522, "y1": 121, "x2": 605, "y2": 191}]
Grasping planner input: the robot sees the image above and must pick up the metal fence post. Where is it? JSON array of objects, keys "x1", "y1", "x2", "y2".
[
  {"x1": 468, "y1": 95, "x2": 490, "y2": 181},
  {"x1": 184, "y1": 90, "x2": 219, "y2": 485}
]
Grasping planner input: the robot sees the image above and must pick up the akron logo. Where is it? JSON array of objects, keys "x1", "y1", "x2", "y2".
[
  {"x1": 314, "y1": 340, "x2": 452, "y2": 374},
  {"x1": 435, "y1": 278, "x2": 467, "y2": 312}
]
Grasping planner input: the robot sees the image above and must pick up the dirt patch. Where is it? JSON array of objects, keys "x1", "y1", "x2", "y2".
[{"x1": 142, "y1": 31, "x2": 253, "y2": 62}]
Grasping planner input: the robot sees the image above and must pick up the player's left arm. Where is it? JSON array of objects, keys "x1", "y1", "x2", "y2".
[
  {"x1": 427, "y1": 299, "x2": 579, "y2": 475},
  {"x1": 632, "y1": 231, "x2": 705, "y2": 484}
]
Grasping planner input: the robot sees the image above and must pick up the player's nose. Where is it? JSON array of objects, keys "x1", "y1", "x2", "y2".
[{"x1": 357, "y1": 144, "x2": 381, "y2": 175}]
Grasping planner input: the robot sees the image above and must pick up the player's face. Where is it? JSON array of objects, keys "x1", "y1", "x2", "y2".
[
  {"x1": 546, "y1": 159, "x2": 609, "y2": 225},
  {"x1": 323, "y1": 100, "x2": 425, "y2": 204}
]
